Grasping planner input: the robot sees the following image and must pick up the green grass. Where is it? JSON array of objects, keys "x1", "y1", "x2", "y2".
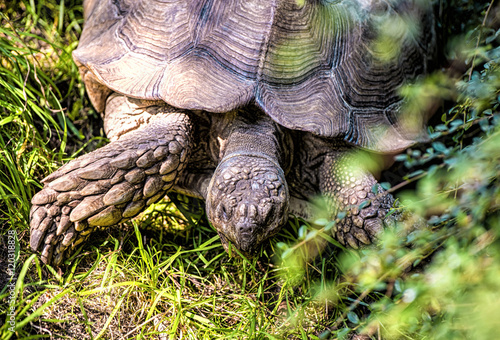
[{"x1": 1, "y1": 0, "x2": 500, "y2": 339}]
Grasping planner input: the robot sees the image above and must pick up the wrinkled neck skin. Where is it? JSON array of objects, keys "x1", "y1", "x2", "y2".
[
  {"x1": 218, "y1": 109, "x2": 292, "y2": 170},
  {"x1": 206, "y1": 107, "x2": 292, "y2": 257}
]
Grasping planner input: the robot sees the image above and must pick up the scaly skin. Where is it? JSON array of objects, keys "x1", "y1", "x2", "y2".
[
  {"x1": 30, "y1": 97, "x2": 397, "y2": 265},
  {"x1": 319, "y1": 153, "x2": 395, "y2": 248},
  {"x1": 294, "y1": 134, "x2": 395, "y2": 248},
  {"x1": 207, "y1": 155, "x2": 289, "y2": 255},
  {"x1": 30, "y1": 96, "x2": 193, "y2": 266}
]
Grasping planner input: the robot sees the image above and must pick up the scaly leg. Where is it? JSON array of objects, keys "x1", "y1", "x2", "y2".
[
  {"x1": 30, "y1": 95, "x2": 193, "y2": 265},
  {"x1": 319, "y1": 150, "x2": 395, "y2": 248},
  {"x1": 299, "y1": 135, "x2": 395, "y2": 248}
]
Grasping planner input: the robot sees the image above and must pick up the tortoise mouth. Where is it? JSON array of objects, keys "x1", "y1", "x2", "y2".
[
  {"x1": 217, "y1": 231, "x2": 259, "y2": 258},
  {"x1": 211, "y1": 200, "x2": 287, "y2": 256}
]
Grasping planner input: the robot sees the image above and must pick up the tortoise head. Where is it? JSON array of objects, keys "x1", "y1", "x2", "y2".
[{"x1": 206, "y1": 155, "x2": 289, "y2": 256}]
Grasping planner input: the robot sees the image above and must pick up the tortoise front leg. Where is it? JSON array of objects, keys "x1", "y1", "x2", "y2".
[
  {"x1": 300, "y1": 135, "x2": 395, "y2": 248},
  {"x1": 319, "y1": 151, "x2": 395, "y2": 248},
  {"x1": 30, "y1": 97, "x2": 193, "y2": 266}
]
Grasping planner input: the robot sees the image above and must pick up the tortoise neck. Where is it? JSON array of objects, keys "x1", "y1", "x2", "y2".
[{"x1": 221, "y1": 109, "x2": 291, "y2": 172}]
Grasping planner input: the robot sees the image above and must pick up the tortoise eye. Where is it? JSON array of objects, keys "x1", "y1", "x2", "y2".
[
  {"x1": 264, "y1": 205, "x2": 275, "y2": 225},
  {"x1": 221, "y1": 204, "x2": 231, "y2": 222}
]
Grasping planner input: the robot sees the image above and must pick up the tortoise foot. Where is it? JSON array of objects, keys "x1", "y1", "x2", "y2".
[
  {"x1": 317, "y1": 147, "x2": 396, "y2": 249},
  {"x1": 30, "y1": 112, "x2": 192, "y2": 265},
  {"x1": 333, "y1": 183, "x2": 395, "y2": 249}
]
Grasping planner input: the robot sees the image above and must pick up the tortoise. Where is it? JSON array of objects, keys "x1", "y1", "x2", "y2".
[{"x1": 29, "y1": 0, "x2": 436, "y2": 266}]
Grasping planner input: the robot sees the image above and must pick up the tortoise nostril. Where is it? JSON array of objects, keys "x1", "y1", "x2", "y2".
[{"x1": 238, "y1": 223, "x2": 254, "y2": 235}]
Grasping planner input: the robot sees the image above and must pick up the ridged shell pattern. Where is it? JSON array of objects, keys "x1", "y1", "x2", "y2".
[{"x1": 74, "y1": 0, "x2": 435, "y2": 152}]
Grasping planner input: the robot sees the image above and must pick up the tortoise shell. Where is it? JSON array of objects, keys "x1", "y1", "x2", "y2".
[{"x1": 74, "y1": 0, "x2": 435, "y2": 152}]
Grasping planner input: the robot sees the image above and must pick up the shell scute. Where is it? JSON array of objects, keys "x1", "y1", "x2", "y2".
[{"x1": 74, "y1": 0, "x2": 435, "y2": 152}]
